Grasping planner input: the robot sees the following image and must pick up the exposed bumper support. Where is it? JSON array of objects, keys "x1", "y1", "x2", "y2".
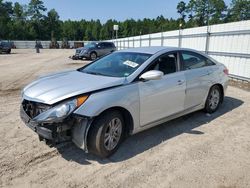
[
  {"x1": 72, "y1": 116, "x2": 93, "y2": 152},
  {"x1": 20, "y1": 105, "x2": 92, "y2": 150}
]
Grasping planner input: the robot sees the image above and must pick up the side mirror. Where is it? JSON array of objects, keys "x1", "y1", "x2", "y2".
[{"x1": 139, "y1": 70, "x2": 164, "y2": 81}]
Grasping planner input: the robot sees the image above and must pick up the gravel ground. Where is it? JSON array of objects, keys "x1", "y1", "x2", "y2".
[{"x1": 0, "y1": 49, "x2": 250, "y2": 188}]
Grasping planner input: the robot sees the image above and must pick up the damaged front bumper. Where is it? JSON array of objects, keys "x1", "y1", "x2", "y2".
[{"x1": 20, "y1": 105, "x2": 92, "y2": 151}]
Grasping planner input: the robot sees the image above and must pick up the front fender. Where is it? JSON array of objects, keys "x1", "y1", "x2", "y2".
[{"x1": 73, "y1": 83, "x2": 140, "y2": 131}]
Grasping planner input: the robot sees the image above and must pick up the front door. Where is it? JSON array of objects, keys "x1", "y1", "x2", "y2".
[{"x1": 139, "y1": 52, "x2": 186, "y2": 126}]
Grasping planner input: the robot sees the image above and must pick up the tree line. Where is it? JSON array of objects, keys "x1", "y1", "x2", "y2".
[{"x1": 0, "y1": 0, "x2": 249, "y2": 41}]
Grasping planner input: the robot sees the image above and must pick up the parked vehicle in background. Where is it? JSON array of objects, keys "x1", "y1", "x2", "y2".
[
  {"x1": 20, "y1": 47, "x2": 229, "y2": 158},
  {"x1": 75, "y1": 42, "x2": 116, "y2": 60},
  {"x1": 9, "y1": 41, "x2": 16, "y2": 49},
  {"x1": 0, "y1": 40, "x2": 12, "y2": 54}
]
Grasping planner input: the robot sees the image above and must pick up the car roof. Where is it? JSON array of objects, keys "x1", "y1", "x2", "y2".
[
  {"x1": 118, "y1": 46, "x2": 198, "y2": 55},
  {"x1": 97, "y1": 42, "x2": 114, "y2": 44}
]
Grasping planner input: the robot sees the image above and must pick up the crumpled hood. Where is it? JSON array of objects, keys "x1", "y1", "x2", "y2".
[{"x1": 22, "y1": 70, "x2": 125, "y2": 105}]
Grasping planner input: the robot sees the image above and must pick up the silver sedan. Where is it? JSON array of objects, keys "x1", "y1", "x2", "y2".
[{"x1": 20, "y1": 47, "x2": 229, "y2": 157}]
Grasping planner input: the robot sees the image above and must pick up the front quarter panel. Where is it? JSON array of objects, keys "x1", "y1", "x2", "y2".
[{"x1": 73, "y1": 83, "x2": 140, "y2": 132}]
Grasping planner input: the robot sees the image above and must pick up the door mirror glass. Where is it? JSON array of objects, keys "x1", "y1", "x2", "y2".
[{"x1": 140, "y1": 70, "x2": 164, "y2": 81}]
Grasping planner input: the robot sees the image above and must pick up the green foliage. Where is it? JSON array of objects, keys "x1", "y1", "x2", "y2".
[
  {"x1": 44, "y1": 9, "x2": 60, "y2": 39},
  {"x1": 226, "y1": 0, "x2": 250, "y2": 21},
  {"x1": 177, "y1": 1, "x2": 187, "y2": 26},
  {"x1": 27, "y1": 0, "x2": 46, "y2": 20},
  {"x1": 185, "y1": 0, "x2": 227, "y2": 26},
  {"x1": 0, "y1": 0, "x2": 249, "y2": 41}
]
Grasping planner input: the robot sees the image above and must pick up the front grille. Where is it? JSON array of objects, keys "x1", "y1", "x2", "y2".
[{"x1": 22, "y1": 100, "x2": 51, "y2": 119}]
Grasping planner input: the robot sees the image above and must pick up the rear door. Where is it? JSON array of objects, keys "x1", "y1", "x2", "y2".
[
  {"x1": 138, "y1": 52, "x2": 186, "y2": 126},
  {"x1": 99, "y1": 43, "x2": 110, "y2": 56},
  {"x1": 180, "y1": 51, "x2": 216, "y2": 109}
]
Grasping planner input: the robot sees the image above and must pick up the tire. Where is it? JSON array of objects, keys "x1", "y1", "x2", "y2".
[
  {"x1": 7, "y1": 49, "x2": 11, "y2": 54},
  {"x1": 204, "y1": 85, "x2": 222, "y2": 113},
  {"x1": 90, "y1": 52, "x2": 97, "y2": 60},
  {"x1": 88, "y1": 110, "x2": 125, "y2": 158}
]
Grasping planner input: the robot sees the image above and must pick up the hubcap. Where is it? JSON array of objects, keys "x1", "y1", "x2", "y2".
[
  {"x1": 209, "y1": 89, "x2": 220, "y2": 110},
  {"x1": 104, "y1": 118, "x2": 122, "y2": 151},
  {"x1": 91, "y1": 53, "x2": 96, "y2": 60}
]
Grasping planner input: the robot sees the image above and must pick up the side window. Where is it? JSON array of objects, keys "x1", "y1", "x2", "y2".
[
  {"x1": 99, "y1": 43, "x2": 105, "y2": 48},
  {"x1": 181, "y1": 51, "x2": 215, "y2": 70},
  {"x1": 206, "y1": 58, "x2": 216, "y2": 66},
  {"x1": 148, "y1": 53, "x2": 177, "y2": 75},
  {"x1": 103, "y1": 43, "x2": 112, "y2": 48},
  {"x1": 106, "y1": 43, "x2": 112, "y2": 48}
]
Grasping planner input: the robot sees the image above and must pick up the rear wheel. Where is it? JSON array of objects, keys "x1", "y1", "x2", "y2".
[
  {"x1": 88, "y1": 110, "x2": 124, "y2": 158},
  {"x1": 204, "y1": 85, "x2": 222, "y2": 113}
]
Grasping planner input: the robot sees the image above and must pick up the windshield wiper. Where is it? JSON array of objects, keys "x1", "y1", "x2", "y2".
[{"x1": 83, "y1": 71, "x2": 107, "y2": 76}]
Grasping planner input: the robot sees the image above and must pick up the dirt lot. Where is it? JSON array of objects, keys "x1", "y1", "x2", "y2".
[{"x1": 0, "y1": 49, "x2": 250, "y2": 188}]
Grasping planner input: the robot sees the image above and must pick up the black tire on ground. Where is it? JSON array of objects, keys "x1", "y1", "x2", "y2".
[
  {"x1": 90, "y1": 52, "x2": 97, "y2": 60},
  {"x1": 90, "y1": 52, "x2": 97, "y2": 61},
  {"x1": 7, "y1": 49, "x2": 11, "y2": 54},
  {"x1": 204, "y1": 85, "x2": 222, "y2": 113},
  {"x1": 88, "y1": 110, "x2": 125, "y2": 158}
]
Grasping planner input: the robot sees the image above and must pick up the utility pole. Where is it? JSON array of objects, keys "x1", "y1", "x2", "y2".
[
  {"x1": 113, "y1": 25, "x2": 119, "y2": 48},
  {"x1": 178, "y1": 23, "x2": 183, "y2": 48},
  {"x1": 205, "y1": 0, "x2": 211, "y2": 54},
  {"x1": 113, "y1": 25, "x2": 119, "y2": 40}
]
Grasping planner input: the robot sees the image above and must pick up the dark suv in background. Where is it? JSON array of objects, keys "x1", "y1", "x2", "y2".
[
  {"x1": 0, "y1": 40, "x2": 12, "y2": 54},
  {"x1": 75, "y1": 42, "x2": 116, "y2": 60}
]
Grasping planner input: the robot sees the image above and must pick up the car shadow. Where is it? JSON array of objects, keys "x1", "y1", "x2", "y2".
[
  {"x1": 56, "y1": 96, "x2": 243, "y2": 164},
  {"x1": 0, "y1": 52, "x2": 19, "y2": 55}
]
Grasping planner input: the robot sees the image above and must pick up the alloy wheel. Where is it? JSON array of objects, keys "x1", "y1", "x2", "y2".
[
  {"x1": 208, "y1": 88, "x2": 220, "y2": 110},
  {"x1": 104, "y1": 117, "x2": 122, "y2": 151}
]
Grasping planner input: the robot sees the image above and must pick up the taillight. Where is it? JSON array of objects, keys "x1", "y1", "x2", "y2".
[{"x1": 223, "y1": 68, "x2": 229, "y2": 75}]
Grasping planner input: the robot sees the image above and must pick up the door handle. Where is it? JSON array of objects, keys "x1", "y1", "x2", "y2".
[{"x1": 178, "y1": 80, "x2": 185, "y2": 85}]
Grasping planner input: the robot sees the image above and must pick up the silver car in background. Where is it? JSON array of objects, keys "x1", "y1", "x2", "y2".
[
  {"x1": 20, "y1": 47, "x2": 229, "y2": 158},
  {"x1": 75, "y1": 42, "x2": 116, "y2": 60}
]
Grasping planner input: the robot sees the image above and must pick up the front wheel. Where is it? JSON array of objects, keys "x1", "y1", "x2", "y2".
[
  {"x1": 88, "y1": 111, "x2": 124, "y2": 158},
  {"x1": 204, "y1": 85, "x2": 222, "y2": 113}
]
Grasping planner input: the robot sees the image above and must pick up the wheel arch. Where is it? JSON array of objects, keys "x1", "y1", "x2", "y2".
[
  {"x1": 90, "y1": 106, "x2": 134, "y2": 137},
  {"x1": 85, "y1": 106, "x2": 134, "y2": 152},
  {"x1": 212, "y1": 83, "x2": 224, "y2": 103},
  {"x1": 90, "y1": 50, "x2": 97, "y2": 56}
]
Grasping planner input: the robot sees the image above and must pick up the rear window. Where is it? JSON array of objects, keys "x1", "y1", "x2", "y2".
[{"x1": 181, "y1": 51, "x2": 215, "y2": 70}]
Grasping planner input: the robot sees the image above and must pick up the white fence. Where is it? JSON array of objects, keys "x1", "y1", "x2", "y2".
[
  {"x1": 13, "y1": 41, "x2": 88, "y2": 49},
  {"x1": 110, "y1": 20, "x2": 250, "y2": 80}
]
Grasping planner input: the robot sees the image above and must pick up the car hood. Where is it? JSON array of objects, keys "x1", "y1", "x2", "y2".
[
  {"x1": 76, "y1": 47, "x2": 86, "y2": 51},
  {"x1": 22, "y1": 70, "x2": 126, "y2": 105}
]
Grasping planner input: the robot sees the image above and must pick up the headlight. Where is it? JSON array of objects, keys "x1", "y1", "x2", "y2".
[{"x1": 33, "y1": 96, "x2": 88, "y2": 123}]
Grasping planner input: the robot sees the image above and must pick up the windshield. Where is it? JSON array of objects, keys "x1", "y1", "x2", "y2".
[
  {"x1": 85, "y1": 42, "x2": 97, "y2": 48},
  {"x1": 79, "y1": 52, "x2": 152, "y2": 77}
]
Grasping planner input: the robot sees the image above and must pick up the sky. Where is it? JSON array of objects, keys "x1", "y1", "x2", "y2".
[{"x1": 6, "y1": 0, "x2": 231, "y2": 23}]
